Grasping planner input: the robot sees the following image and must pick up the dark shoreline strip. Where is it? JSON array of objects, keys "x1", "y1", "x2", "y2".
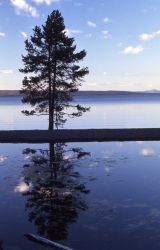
[{"x1": 0, "y1": 129, "x2": 160, "y2": 143}]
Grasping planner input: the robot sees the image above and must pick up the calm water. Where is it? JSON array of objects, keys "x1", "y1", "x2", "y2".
[
  {"x1": 1, "y1": 94, "x2": 160, "y2": 129},
  {"x1": 1, "y1": 95, "x2": 160, "y2": 249}
]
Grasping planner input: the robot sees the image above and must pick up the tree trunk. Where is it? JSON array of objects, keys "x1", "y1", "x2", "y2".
[
  {"x1": 49, "y1": 110, "x2": 54, "y2": 130},
  {"x1": 48, "y1": 42, "x2": 57, "y2": 131},
  {"x1": 48, "y1": 47, "x2": 54, "y2": 131},
  {"x1": 52, "y1": 47, "x2": 57, "y2": 130},
  {"x1": 48, "y1": 81, "x2": 54, "y2": 130}
]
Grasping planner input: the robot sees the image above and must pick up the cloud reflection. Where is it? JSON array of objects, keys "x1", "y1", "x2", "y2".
[
  {"x1": 140, "y1": 148, "x2": 156, "y2": 157},
  {"x1": 14, "y1": 181, "x2": 32, "y2": 193},
  {"x1": 0, "y1": 155, "x2": 8, "y2": 163}
]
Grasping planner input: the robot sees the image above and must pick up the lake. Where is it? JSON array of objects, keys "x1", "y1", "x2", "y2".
[
  {"x1": 1, "y1": 94, "x2": 160, "y2": 250},
  {"x1": 1, "y1": 93, "x2": 160, "y2": 129}
]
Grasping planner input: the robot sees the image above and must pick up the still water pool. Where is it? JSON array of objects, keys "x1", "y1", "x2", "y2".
[{"x1": 0, "y1": 141, "x2": 160, "y2": 250}]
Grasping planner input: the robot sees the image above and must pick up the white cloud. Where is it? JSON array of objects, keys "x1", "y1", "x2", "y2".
[
  {"x1": 139, "y1": 30, "x2": 160, "y2": 41},
  {"x1": 103, "y1": 17, "x2": 110, "y2": 23},
  {"x1": 0, "y1": 32, "x2": 5, "y2": 37},
  {"x1": 0, "y1": 69, "x2": 14, "y2": 74},
  {"x1": 85, "y1": 33, "x2": 92, "y2": 38},
  {"x1": 122, "y1": 45, "x2": 144, "y2": 55},
  {"x1": 87, "y1": 21, "x2": 96, "y2": 28},
  {"x1": 65, "y1": 29, "x2": 83, "y2": 36},
  {"x1": 21, "y1": 31, "x2": 27, "y2": 38},
  {"x1": 102, "y1": 30, "x2": 109, "y2": 35},
  {"x1": 74, "y1": 2, "x2": 83, "y2": 7},
  {"x1": 87, "y1": 82, "x2": 97, "y2": 87},
  {"x1": 101, "y1": 30, "x2": 111, "y2": 39},
  {"x1": 10, "y1": 0, "x2": 38, "y2": 17},
  {"x1": 33, "y1": 0, "x2": 60, "y2": 4}
]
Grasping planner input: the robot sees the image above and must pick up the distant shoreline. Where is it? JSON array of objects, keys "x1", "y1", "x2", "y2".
[
  {"x1": 0, "y1": 90, "x2": 21, "y2": 96},
  {"x1": 1, "y1": 90, "x2": 160, "y2": 97}
]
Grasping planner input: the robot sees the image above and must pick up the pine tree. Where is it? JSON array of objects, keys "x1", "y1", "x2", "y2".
[{"x1": 20, "y1": 10, "x2": 89, "y2": 130}]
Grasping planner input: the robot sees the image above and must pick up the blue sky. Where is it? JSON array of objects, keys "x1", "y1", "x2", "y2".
[{"x1": 1, "y1": 0, "x2": 160, "y2": 91}]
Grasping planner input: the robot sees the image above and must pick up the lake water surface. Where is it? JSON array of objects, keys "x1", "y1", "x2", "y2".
[
  {"x1": 1, "y1": 94, "x2": 160, "y2": 129},
  {"x1": 0, "y1": 95, "x2": 160, "y2": 250}
]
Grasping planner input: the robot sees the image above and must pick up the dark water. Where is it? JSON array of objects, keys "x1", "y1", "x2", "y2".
[
  {"x1": 0, "y1": 95, "x2": 160, "y2": 249},
  {"x1": 1, "y1": 142, "x2": 160, "y2": 249}
]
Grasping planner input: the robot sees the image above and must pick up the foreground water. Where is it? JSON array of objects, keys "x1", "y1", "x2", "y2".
[
  {"x1": 1, "y1": 94, "x2": 160, "y2": 249},
  {"x1": 1, "y1": 141, "x2": 160, "y2": 250}
]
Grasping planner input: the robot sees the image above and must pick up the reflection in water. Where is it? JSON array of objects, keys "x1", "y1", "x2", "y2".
[
  {"x1": 0, "y1": 241, "x2": 3, "y2": 250},
  {"x1": 0, "y1": 155, "x2": 8, "y2": 164},
  {"x1": 22, "y1": 143, "x2": 90, "y2": 242},
  {"x1": 140, "y1": 147, "x2": 157, "y2": 157},
  {"x1": 2, "y1": 141, "x2": 160, "y2": 249},
  {"x1": 15, "y1": 181, "x2": 32, "y2": 193}
]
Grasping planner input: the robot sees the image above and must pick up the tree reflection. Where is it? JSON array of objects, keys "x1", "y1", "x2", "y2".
[
  {"x1": 0, "y1": 241, "x2": 3, "y2": 250},
  {"x1": 22, "y1": 143, "x2": 90, "y2": 241}
]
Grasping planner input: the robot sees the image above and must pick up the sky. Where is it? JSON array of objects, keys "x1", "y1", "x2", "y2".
[{"x1": 1, "y1": 0, "x2": 160, "y2": 91}]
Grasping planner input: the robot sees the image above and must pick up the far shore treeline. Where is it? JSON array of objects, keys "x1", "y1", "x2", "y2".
[{"x1": 1, "y1": 90, "x2": 160, "y2": 97}]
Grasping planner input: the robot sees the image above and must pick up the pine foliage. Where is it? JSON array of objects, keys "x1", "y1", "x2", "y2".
[{"x1": 20, "y1": 10, "x2": 89, "y2": 130}]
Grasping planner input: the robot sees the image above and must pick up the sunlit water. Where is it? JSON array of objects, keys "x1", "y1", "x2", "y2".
[{"x1": 0, "y1": 95, "x2": 160, "y2": 249}]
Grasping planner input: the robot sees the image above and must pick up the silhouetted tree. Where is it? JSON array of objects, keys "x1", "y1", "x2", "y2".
[{"x1": 20, "y1": 10, "x2": 89, "y2": 130}]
